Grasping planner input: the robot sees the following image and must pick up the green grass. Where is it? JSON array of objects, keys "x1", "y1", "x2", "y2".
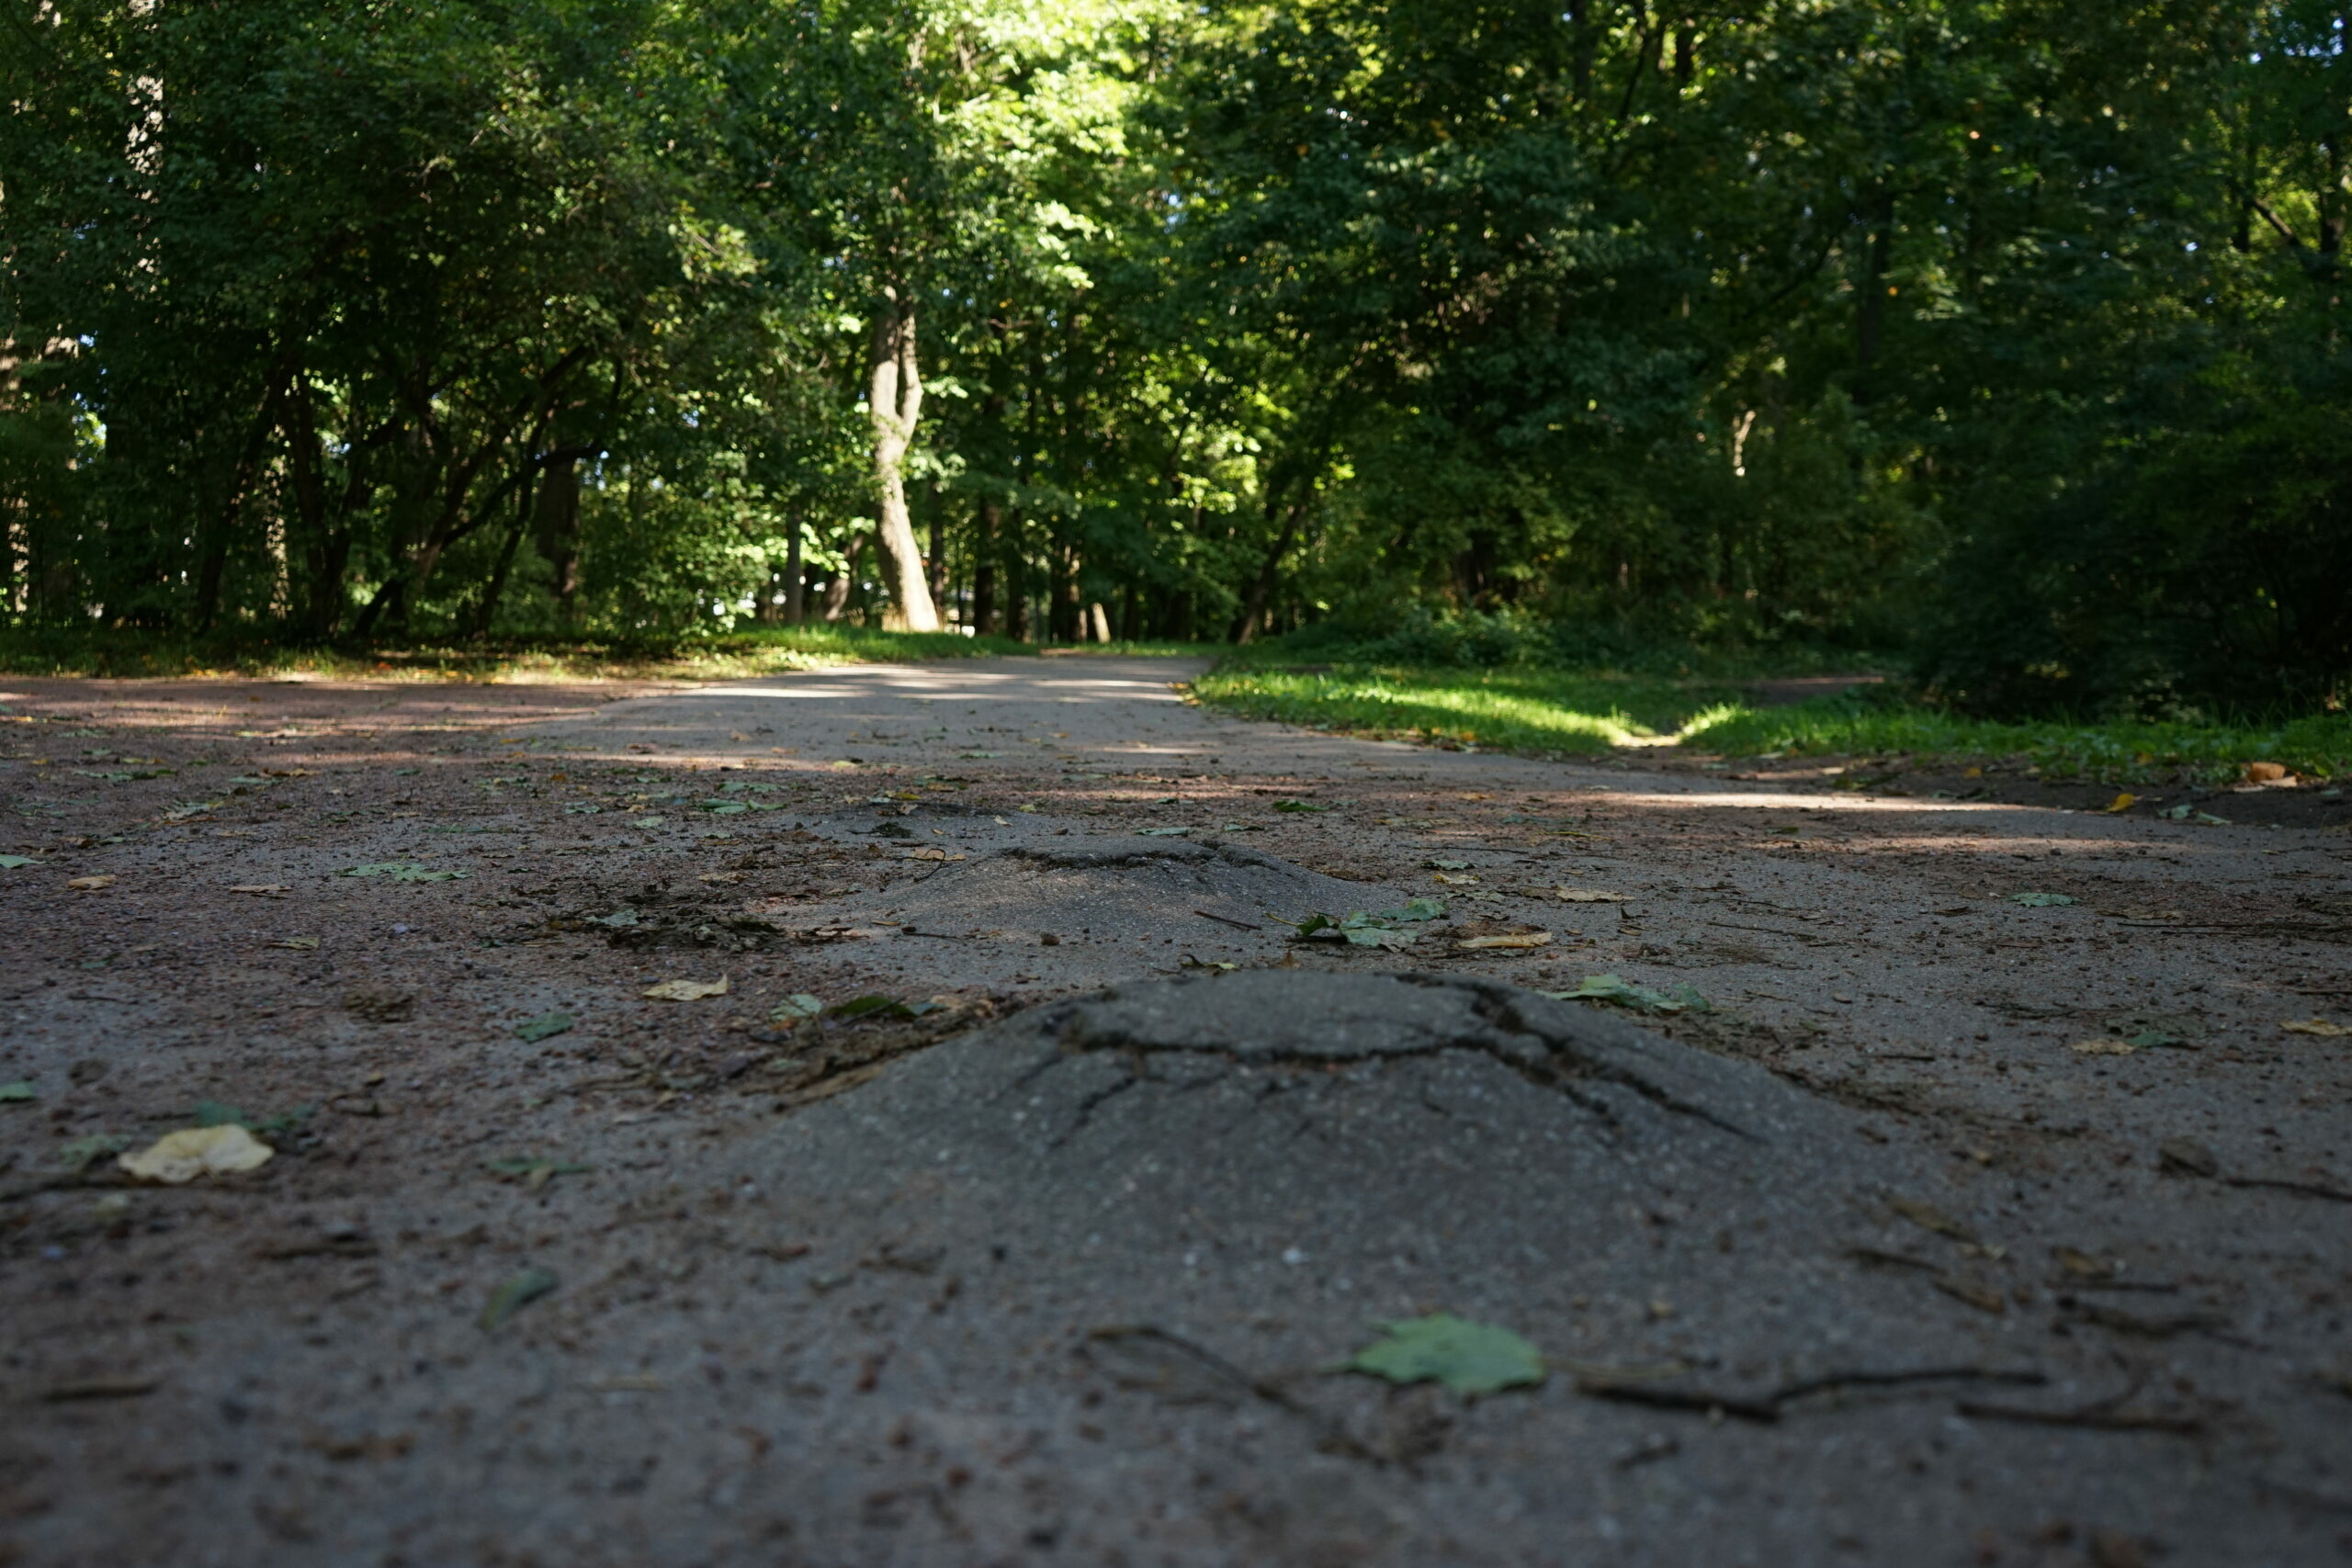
[
  {"x1": 1190, "y1": 664, "x2": 1750, "y2": 754},
  {"x1": 1686, "y1": 700, "x2": 2352, "y2": 783},
  {"x1": 0, "y1": 624, "x2": 1035, "y2": 682},
  {"x1": 1193, "y1": 659, "x2": 2351, "y2": 781}
]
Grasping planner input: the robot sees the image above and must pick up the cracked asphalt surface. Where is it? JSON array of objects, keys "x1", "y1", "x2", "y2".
[{"x1": 1, "y1": 655, "x2": 2346, "y2": 1566}]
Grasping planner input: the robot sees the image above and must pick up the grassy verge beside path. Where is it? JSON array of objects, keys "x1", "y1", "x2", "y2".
[
  {"x1": 1689, "y1": 699, "x2": 2352, "y2": 783},
  {"x1": 1193, "y1": 660, "x2": 2352, "y2": 782},
  {"x1": 1190, "y1": 665, "x2": 1748, "y2": 753},
  {"x1": 0, "y1": 626, "x2": 1039, "y2": 682}
]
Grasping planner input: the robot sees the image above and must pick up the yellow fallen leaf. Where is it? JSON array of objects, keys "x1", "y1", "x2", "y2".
[
  {"x1": 118, "y1": 1124, "x2": 273, "y2": 1184},
  {"x1": 2281, "y1": 1019, "x2": 2351, "y2": 1037},
  {"x1": 1555, "y1": 888, "x2": 1630, "y2": 903},
  {"x1": 2071, "y1": 1038, "x2": 2136, "y2": 1055},
  {"x1": 642, "y1": 977, "x2": 729, "y2": 1001},
  {"x1": 230, "y1": 884, "x2": 289, "y2": 896},
  {"x1": 2244, "y1": 761, "x2": 2290, "y2": 784},
  {"x1": 66, "y1": 875, "x2": 117, "y2": 891},
  {"x1": 2103, "y1": 793, "x2": 2136, "y2": 813},
  {"x1": 1962, "y1": 765, "x2": 1984, "y2": 779},
  {"x1": 1456, "y1": 931, "x2": 1554, "y2": 951}
]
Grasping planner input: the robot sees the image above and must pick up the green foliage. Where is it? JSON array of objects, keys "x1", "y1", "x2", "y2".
[
  {"x1": 1684, "y1": 694, "x2": 2352, "y2": 784},
  {"x1": 1193, "y1": 664, "x2": 1749, "y2": 753},
  {"x1": 2, "y1": 0, "x2": 2344, "y2": 715}
]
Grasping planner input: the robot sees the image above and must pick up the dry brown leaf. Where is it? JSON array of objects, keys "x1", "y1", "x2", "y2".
[
  {"x1": 119, "y1": 1124, "x2": 274, "y2": 1183},
  {"x1": 1430, "y1": 872, "x2": 1479, "y2": 886},
  {"x1": 1555, "y1": 888, "x2": 1630, "y2": 903},
  {"x1": 643, "y1": 977, "x2": 729, "y2": 1001},
  {"x1": 1456, "y1": 931, "x2": 1554, "y2": 951},
  {"x1": 2282, "y1": 1019, "x2": 2351, "y2": 1037},
  {"x1": 2052, "y1": 1246, "x2": 2116, "y2": 1280},
  {"x1": 66, "y1": 874, "x2": 117, "y2": 891},
  {"x1": 2243, "y1": 761, "x2": 2290, "y2": 784},
  {"x1": 1888, "y1": 1196, "x2": 1979, "y2": 1243}
]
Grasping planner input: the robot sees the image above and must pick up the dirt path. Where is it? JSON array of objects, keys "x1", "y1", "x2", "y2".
[{"x1": 2, "y1": 657, "x2": 2347, "y2": 1566}]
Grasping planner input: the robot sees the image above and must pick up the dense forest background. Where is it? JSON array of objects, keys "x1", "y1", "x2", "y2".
[{"x1": 3, "y1": 0, "x2": 2347, "y2": 716}]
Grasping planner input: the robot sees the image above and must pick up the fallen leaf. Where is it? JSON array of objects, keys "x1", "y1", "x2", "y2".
[
  {"x1": 0, "y1": 1080, "x2": 35, "y2": 1103},
  {"x1": 0, "y1": 854, "x2": 38, "y2": 869},
  {"x1": 2282, "y1": 1018, "x2": 2352, "y2": 1037},
  {"x1": 1555, "y1": 888, "x2": 1631, "y2": 902},
  {"x1": 1457, "y1": 931, "x2": 1554, "y2": 951},
  {"x1": 1431, "y1": 871, "x2": 1479, "y2": 886},
  {"x1": 589, "y1": 908, "x2": 640, "y2": 928},
  {"x1": 118, "y1": 1124, "x2": 274, "y2": 1183},
  {"x1": 514, "y1": 1011, "x2": 575, "y2": 1043},
  {"x1": 342, "y1": 863, "x2": 466, "y2": 882},
  {"x1": 1344, "y1": 1314, "x2": 1546, "y2": 1396},
  {"x1": 1932, "y1": 1275, "x2": 2007, "y2": 1314},
  {"x1": 58, "y1": 1133, "x2": 131, "y2": 1169},
  {"x1": 642, "y1": 977, "x2": 729, "y2": 1001},
  {"x1": 1546, "y1": 974, "x2": 1704, "y2": 1013},
  {"x1": 484, "y1": 1157, "x2": 592, "y2": 1191},
  {"x1": 66, "y1": 874, "x2": 117, "y2": 891},
  {"x1": 269, "y1": 937, "x2": 320, "y2": 950},
  {"x1": 2008, "y1": 892, "x2": 2076, "y2": 908},
  {"x1": 2157, "y1": 804, "x2": 2230, "y2": 826},
  {"x1": 480, "y1": 1268, "x2": 559, "y2": 1330},
  {"x1": 229, "y1": 884, "x2": 289, "y2": 896},
  {"x1": 1136, "y1": 827, "x2": 1192, "y2": 837},
  {"x1": 770, "y1": 993, "x2": 823, "y2": 1023},
  {"x1": 2052, "y1": 1246, "x2": 2117, "y2": 1280},
  {"x1": 343, "y1": 987, "x2": 414, "y2": 1023},
  {"x1": 1888, "y1": 1196, "x2": 1980, "y2": 1243},
  {"x1": 2103, "y1": 793, "x2": 2136, "y2": 813},
  {"x1": 2244, "y1": 761, "x2": 2289, "y2": 784},
  {"x1": 1272, "y1": 799, "x2": 1329, "y2": 814},
  {"x1": 1425, "y1": 859, "x2": 1472, "y2": 871},
  {"x1": 2071, "y1": 1038, "x2": 2136, "y2": 1055}
]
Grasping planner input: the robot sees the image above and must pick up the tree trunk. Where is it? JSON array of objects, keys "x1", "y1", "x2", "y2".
[
  {"x1": 1232, "y1": 493, "x2": 1306, "y2": 644},
  {"x1": 865, "y1": 288, "x2": 941, "y2": 630},
  {"x1": 784, "y1": 518, "x2": 805, "y2": 625},
  {"x1": 535, "y1": 454, "x2": 582, "y2": 626},
  {"x1": 823, "y1": 532, "x2": 865, "y2": 622},
  {"x1": 973, "y1": 500, "x2": 1000, "y2": 634}
]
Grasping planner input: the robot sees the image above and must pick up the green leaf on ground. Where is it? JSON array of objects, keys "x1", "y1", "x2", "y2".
[
  {"x1": 2008, "y1": 892, "x2": 2077, "y2": 908},
  {"x1": 343, "y1": 863, "x2": 468, "y2": 882},
  {"x1": 1548, "y1": 974, "x2": 1709, "y2": 1013},
  {"x1": 1137, "y1": 826, "x2": 1192, "y2": 836},
  {"x1": 0, "y1": 854, "x2": 37, "y2": 869},
  {"x1": 484, "y1": 1157, "x2": 592, "y2": 1190},
  {"x1": 514, "y1": 1011, "x2": 575, "y2": 1043},
  {"x1": 770, "y1": 994, "x2": 823, "y2": 1022},
  {"x1": 1272, "y1": 799, "x2": 1330, "y2": 813},
  {"x1": 480, "y1": 1269, "x2": 559, "y2": 1330},
  {"x1": 703, "y1": 801, "x2": 751, "y2": 814},
  {"x1": 589, "y1": 908, "x2": 640, "y2": 928},
  {"x1": 57, "y1": 1132, "x2": 131, "y2": 1169},
  {"x1": 0, "y1": 1080, "x2": 35, "y2": 1103},
  {"x1": 1344, "y1": 1314, "x2": 1546, "y2": 1396},
  {"x1": 194, "y1": 1100, "x2": 314, "y2": 1135},
  {"x1": 1375, "y1": 897, "x2": 1447, "y2": 922}
]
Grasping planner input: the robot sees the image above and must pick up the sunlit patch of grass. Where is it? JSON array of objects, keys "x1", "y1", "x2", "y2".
[
  {"x1": 1191, "y1": 666, "x2": 1751, "y2": 754},
  {"x1": 1683, "y1": 701, "x2": 2352, "y2": 782}
]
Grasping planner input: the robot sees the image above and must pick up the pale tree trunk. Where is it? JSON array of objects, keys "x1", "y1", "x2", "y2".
[{"x1": 865, "y1": 288, "x2": 942, "y2": 631}]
